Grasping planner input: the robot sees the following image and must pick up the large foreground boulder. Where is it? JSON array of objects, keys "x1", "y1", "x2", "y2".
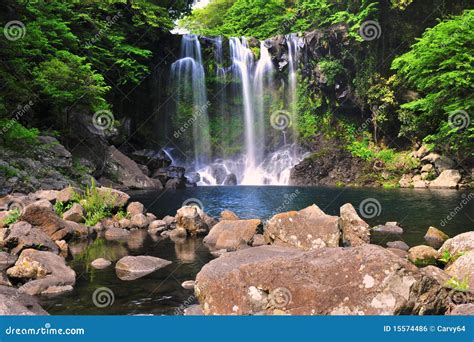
[
  {"x1": 445, "y1": 251, "x2": 474, "y2": 290},
  {"x1": 263, "y1": 205, "x2": 340, "y2": 250},
  {"x1": 0, "y1": 285, "x2": 48, "y2": 315},
  {"x1": 203, "y1": 219, "x2": 261, "y2": 251},
  {"x1": 195, "y1": 244, "x2": 449, "y2": 315},
  {"x1": 115, "y1": 255, "x2": 172, "y2": 281},
  {"x1": 6, "y1": 249, "x2": 76, "y2": 295},
  {"x1": 340, "y1": 203, "x2": 370, "y2": 246},
  {"x1": 439, "y1": 231, "x2": 474, "y2": 255}
]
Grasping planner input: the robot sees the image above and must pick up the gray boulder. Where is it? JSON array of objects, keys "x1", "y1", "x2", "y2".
[
  {"x1": 115, "y1": 255, "x2": 172, "y2": 281},
  {"x1": 195, "y1": 244, "x2": 449, "y2": 315}
]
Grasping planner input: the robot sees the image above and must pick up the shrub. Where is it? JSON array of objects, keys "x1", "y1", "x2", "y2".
[
  {"x1": 0, "y1": 120, "x2": 39, "y2": 148},
  {"x1": 4, "y1": 208, "x2": 21, "y2": 226}
]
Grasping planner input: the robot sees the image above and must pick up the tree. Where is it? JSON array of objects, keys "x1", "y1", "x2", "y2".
[{"x1": 392, "y1": 10, "x2": 474, "y2": 156}]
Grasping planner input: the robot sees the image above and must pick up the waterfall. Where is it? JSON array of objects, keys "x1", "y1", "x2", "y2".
[
  {"x1": 170, "y1": 34, "x2": 305, "y2": 186},
  {"x1": 229, "y1": 37, "x2": 257, "y2": 178},
  {"x1": 214, "y1": 36, "x2": 229, "y2": 159},
  {"x1": 286, "y1": 33, "x2": 300, "y2": 144},
  {"x1": 171, "y1": 34, "x2": 211, "y2": 169},
  {"x1": 253, "y1": 40, "x2": 275, "y2": 167}
]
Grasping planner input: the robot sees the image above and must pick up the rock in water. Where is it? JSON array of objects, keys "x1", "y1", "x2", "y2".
[
  {"x1": 429, "y1": 170, "x2": 461, "y2": 189},
  {"x1": 91, "y1": 258, "x2": 112, "y2": 269},
  {"x1": 0, "y1": 285, "x2": 49, "y2": 315},
  {"x1": 424, "y1": 226, "x2": 449, "y2": 248},
  {"x1": 204, "y1": 219, "x2": 261, "y2": 251},
  {"x1": 105, "y1": 228, "x2": 130, "y2": 240},
  {"x1": 181, "y1": 280, "x2": 195, "y2": 290},
  {"x1": 127, "y1": 202, "x2": 145, "y2": 216},
  {"x1": 195, "y1": 244, "x2": 448, "y2": 315},
  {"x1": 220, "y1": 210, "x2": 239, "y2": 221},
  {"x1": 148, "y1": 220, "x2": 167, "y2": 235},
  {"x1": 6, "y1": 249, "x2": 76, "y2": 295},
  {"x1": 131, "y1": 214, "x2": 148, "y2": 229},
  {"x1": 340, "y1": 203, "x2": 370, "y2": 246},
  {"x1": 115, "y1": 256, "x2": 172, "y2": 281},
  {"x1": 263, "y1": 205, "x2": 340, "y2": 250},
  {"x1": 372, "y1": 224, "x2": 404, "y2": 235},
  {"x1": 386, "y1": 241, "x2": 410, "y2": 251},
  {"x1": 175, "y1": 206, "x2": 208, "y2": 236}
]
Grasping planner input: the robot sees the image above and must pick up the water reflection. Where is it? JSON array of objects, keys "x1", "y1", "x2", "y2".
[{"x1": 174, "y1": 238, "x2": 198, "y2": 263}]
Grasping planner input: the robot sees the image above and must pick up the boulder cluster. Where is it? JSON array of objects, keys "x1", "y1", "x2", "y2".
[
  {"x1": 399, "y1": 147, "x2": 466, "y2": 189},
  {"x1": 0, "y1": 186, "x2": 472, "y2": 316}
]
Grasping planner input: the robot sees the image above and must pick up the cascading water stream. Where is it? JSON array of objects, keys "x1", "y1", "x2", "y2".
[
  {"x1": 171, "y1": 34, "x2": 211, "y2": 169},
  {"x1": 171, "y1": 34, "x2": 306, "y2": 186},
  {"x1": 253, "y1": 40, "x2": 274, "y2": 168},
  {"x1": 286, "y1": 33, "x2": 300, "y2": 144},
  {"x1": 229, "y1": 37, "x2": 257, "y2": 178}
]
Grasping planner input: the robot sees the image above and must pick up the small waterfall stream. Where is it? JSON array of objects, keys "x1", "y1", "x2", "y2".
[
  {"x1": 171, "y1": 34, "x2": 306, "y2": 186},
  {"x1": 171, "y1": 35, "x2": 211, "y2": 169}
]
